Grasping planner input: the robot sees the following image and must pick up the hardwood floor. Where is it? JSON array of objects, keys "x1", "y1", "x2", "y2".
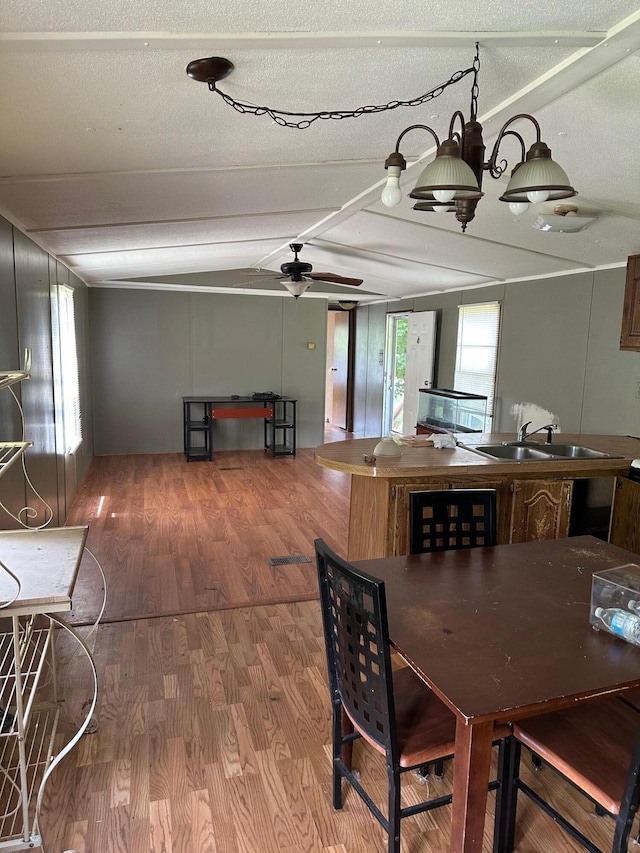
[
  {"x1": 44, "y1": 601, "x2": 640, "y2": 853},
  {"x1": 65, "y1": 449, "x2": 350, "y2": 625},
  {"x1": 35, "y1": 444, "x2": 640, "y2": 852}
]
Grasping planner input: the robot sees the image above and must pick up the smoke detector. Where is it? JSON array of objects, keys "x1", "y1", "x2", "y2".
[{"x1": 533, "y1": 204, "x2": 595, "y2": 233}]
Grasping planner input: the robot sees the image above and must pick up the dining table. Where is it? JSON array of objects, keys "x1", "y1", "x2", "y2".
[{"x1": 353, "y1": 535, "x2": 640, "y2": 853}]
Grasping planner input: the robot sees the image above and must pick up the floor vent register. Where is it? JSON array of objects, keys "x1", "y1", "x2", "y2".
[{"x1": 268, "y1": 555, "x2": 311, "y2": 566}]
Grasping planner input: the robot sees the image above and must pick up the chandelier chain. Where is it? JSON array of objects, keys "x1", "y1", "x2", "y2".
[
  {"x1": 209, "y1": 65, "x2": 475, "y2": 129},
  {"x1": 470, "y1": 43, "x2": 480, "y2": 121}
]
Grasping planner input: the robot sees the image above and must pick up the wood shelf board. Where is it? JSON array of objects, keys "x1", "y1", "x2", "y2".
[{"x1": 0, "y1": 527, "x2": 88, "y2": 615}]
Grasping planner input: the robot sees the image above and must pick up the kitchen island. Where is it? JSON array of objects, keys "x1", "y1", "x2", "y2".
[{"x1": 314, "y1": 433, "x2": 640, "y2": 559}]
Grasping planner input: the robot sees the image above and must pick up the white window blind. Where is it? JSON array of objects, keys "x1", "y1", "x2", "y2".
[
  {"x1": 52, "y1": 285, "x2": 82, "y2": 453},
  {"x1": 454, "y1": 302, "x2": 501, "y2": 425}
]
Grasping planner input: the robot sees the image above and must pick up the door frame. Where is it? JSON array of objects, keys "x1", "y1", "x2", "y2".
[
  {"x1": 382, "y1": 311, "x2": 410, "y2": 436},
  {"x1": 326, "y1": 306, "x2": 356, "y2": 433}
]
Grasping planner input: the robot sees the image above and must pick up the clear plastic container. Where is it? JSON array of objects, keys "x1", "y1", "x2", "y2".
[{"x1": 590, "y1": 564, "x2": 640, "y2": 644}]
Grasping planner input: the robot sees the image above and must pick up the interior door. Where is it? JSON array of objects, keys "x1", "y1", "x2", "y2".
[
  {"x1": 328, "y1": 311, "x2": 349, "y2": 429},
  {"x1": 402, "y1": 311, "x2": 437, "y2": 435}
]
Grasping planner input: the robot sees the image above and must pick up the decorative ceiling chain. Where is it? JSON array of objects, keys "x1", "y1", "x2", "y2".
[
  {"x1": 470, "y1": 44, "x2": 480, "y2": 121},
  {"x1": 206, "y1": 62, "x2": 476, "y2": 129}
]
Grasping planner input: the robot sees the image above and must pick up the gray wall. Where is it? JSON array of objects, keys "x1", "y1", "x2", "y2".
[
  {"x1": 89, "y1": 289, "x2": 328, "y2": 453},
  {"x1": 0, "y1": 215, "x2": 92, "y2": 529},
  {"x1": 352, "y1": 266, "x2": 638, "y2": 438}
]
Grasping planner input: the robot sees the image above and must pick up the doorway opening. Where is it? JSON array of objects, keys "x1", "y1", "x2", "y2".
[
  {"x1": 382, "y1": 313, "x2": 408, "y2": 435},
  {"x1": 383, "y1": 310, "x2": 437, "y2": 436},
  {"x1": 325, "y1": 307, "x2": 356, "y2": 435}
]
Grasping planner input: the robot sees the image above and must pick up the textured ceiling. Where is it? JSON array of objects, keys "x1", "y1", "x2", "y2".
[{"x1": 1, "y1": 2, "x2": 640, "y2": 302}]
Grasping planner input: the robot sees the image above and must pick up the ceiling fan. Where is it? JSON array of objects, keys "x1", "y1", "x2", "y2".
[{"x1": 243, "y1": 243, "x2": 364, "y2": 298}]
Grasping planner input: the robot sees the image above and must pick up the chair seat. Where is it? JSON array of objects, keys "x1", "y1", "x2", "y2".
[
  {"x1": 513, "y1": 697, "x2": 640, "y2": 815},
  {"x1": 351, "y1": 667, "x2": 511, "y2": 769},
  {"x1": 394, "y1": 667, "x2": 457, "y2": 767}
]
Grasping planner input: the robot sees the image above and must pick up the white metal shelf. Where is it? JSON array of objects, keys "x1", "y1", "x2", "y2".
[
  {"x1": 0, "y1": 528, "x2": 92, "y2": 851},
  {"x1": 0, "y1": 705, "x2": 57, "y2": 849},
  {"x1": 0, "y1": 353, "x2": 99, "y2": 851},
  {"x1": 0, "y1": 624, "x2": 52, "y2": 739},
  {"x1": 0, "y1": 445, "x2": 32, "y2": 480},
  {"x1": 0, "y1": 374, "x2": 30, "y2": 394}
]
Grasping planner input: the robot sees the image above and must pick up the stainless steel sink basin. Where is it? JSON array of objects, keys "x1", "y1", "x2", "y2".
[
  {"x1": 472, "y1": 444, "x2": 554, "y2": 461},
  {"x1": 471, "y1": 442, "x2": 621, "y2": 462},
  {"x1": 535, "y1": 443, "x2": 620, "y2": 459}
]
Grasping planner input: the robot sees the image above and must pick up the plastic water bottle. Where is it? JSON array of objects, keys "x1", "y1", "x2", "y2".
[{"x1": 594, "y1": 607, "x2": 640, "y2": 646}]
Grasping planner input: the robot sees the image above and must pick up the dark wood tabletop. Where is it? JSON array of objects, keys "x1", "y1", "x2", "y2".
[{"x1": 354, "y1": 535, "x2": 640, "y2": 853}]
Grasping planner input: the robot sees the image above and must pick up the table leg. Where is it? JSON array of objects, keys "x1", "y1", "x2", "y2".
[{"x1": 450, "y1": 718, "x2": 494, "y2": 853}]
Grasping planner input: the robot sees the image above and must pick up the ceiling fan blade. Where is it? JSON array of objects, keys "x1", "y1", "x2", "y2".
[{"x1": 307, "y1": 272, "x2": 363, "y2": 286}]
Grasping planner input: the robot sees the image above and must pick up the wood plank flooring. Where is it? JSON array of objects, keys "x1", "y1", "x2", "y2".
[
  {"x1": 33, "y1": 443, "x2": 640, "y2": 852},
  {"x1": 65, "y1": 449, "x2": 350, "y2": 625},
  {"x1": 43, "y1": 601, "x2": 640, "y2": 853}
]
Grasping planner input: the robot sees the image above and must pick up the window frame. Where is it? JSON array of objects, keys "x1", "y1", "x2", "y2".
[{"x1": 454, "y1": 301, "x2": 502, "y2": 430}]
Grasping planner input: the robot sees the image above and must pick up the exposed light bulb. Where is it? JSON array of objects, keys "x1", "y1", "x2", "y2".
[
  {"x1": 434, "y1": 205, "x2": 449, "y2": 214},
  {"x1": 381, "y1": 166, "x2": 403, "y2": 207},
  {"x1": 509, "y1": 201, "x2": 530, "y2": 215},
  {"x1": 527, "y1": 190, "x2": 550, "y2": 203},
  {"x1": 433, "y1": 189, "x2": 456, "y2": 203}
]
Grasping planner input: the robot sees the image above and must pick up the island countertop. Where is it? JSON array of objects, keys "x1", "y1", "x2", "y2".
[
  {"x1": 314, "y1": 433, "x2": 640, "y2": 479},
  {"x1": 315, "y1": 433, "x2": 640, "y2": 560}
]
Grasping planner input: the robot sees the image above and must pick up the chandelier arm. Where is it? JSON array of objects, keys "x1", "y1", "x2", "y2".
[
  {"x1": 394, "y1": 124, "x2": 441, "y2": 154},
  {"x1": 385, "y1": 125, "x2": 441, "y2": 171},
  {"x1": 485, "y1": 113, "x2": 541, "y2": 175},
  {"x1": 447, "y1": 110, "x2": 467, "y2": 142},
  {"x1": 485, "y1": 129, "x2": 527, "y2": 178}
]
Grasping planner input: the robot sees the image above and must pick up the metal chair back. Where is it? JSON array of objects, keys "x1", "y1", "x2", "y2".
[
  {"x1": 409, "y1": 488, "x2": 497, "y2": 554},
  {"x1": 315, "y1": 539, "x2": 398, "y2": 757}
]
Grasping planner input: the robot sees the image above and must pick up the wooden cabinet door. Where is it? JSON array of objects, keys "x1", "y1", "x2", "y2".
[
  {"x1": 510, "y1": 479, "x2": 573, "y2": 543},
  {"x1": 610, "y1": 476, "x2": 640, "y2": 555},
  {"x1": 620, "y1": 254, "x2": 640, "y2": 350}
]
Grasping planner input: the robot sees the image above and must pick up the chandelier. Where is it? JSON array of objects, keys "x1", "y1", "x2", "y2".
[
  {"x1": 381, "y1": 45, "x2": 577, "y2": 231},
  {"x1": 187, "y1": 45, "x2": 577, "y2": 232}
]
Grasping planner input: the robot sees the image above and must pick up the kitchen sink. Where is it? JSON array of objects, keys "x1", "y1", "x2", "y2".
[
  {"x1": 471, "y1": 444, "x2": 554, "y2": 461},
  {"x1": 534, "y1": 443, "x2": 620, "y2": 459},
  {"x1": 471, "y1": 443, "x2": 621, "y2": 462}
]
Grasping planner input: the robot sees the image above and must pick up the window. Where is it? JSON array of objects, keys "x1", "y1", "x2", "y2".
[
  {"x1": 51, "y1": 285, "x2": 82, "y2": 453},
  {"x1": 454, "y1": 302, "x2": 501, "y2": 429}
]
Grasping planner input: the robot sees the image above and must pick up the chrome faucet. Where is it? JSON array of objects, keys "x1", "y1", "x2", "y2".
[{"x1": 517, "y1": 421, "x2": 558, "y2": 444}]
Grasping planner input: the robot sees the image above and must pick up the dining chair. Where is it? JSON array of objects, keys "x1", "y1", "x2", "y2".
[
  {"x1": 314, "y1": 538, "x2": 511, "y2": 853},
  {"x1": 408, "y1": 488, "x2": 498, "y2": 779},
  {"x1": 409, "y1": 488, "x2": 498, "y2": 555},
  {"x1": 497, "y1": 696, "x2": 640, "y2": 853}
]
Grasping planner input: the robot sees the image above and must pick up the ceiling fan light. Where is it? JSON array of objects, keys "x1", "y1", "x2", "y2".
[
  {"x1": 282, "y1": 280, "x2": 311, "y2": 299},
  {"x1": 410, "y1": 138, "x2": 483, "y2": 202}
]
